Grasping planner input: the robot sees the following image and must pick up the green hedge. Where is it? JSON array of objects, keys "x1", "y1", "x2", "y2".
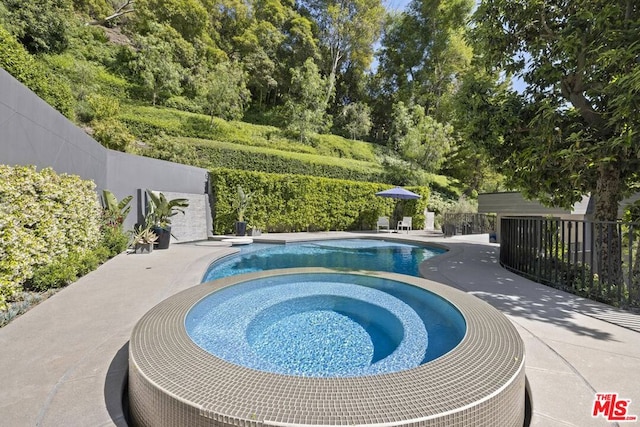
[
  {"x1": 0, "y1": 166, "x2": 101, "y2": 309},
  {"x1": 210, "y1": 168, "x2": 429, "y2": 234},
  {"x1": 188, "y1": 138, "x2": 386, "y2": 182},
  {"x1": 118, "y1": 104, "x2": 379, "y2": 162}
]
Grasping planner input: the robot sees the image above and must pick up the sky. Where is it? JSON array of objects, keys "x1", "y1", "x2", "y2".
[{"x1": 384, "y1": 0, "x2": 411, "y2": 12}]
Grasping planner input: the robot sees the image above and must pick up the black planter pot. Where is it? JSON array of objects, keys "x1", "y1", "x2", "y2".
[
  {"x1": 235, "y1": 221, "x2": 247, "y2": 237},
  {"x1": 153, "y1": 226, "x2": 172, "y2": 249}
]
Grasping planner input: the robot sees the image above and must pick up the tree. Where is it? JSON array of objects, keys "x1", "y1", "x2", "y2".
[
  {"x1": 448, "y1": 67, "x2": 515, "y2": 195},
  {"x1": 302, "y1": 0, "x2": 385, "y2": 107},
  {"x1": 376, "y1": 0, "x2": 473, "y2": 119},
  {"x1": 200, "y1": 61, "x2": 251, "y2": 122},
  {"x1": 2, "y1": 0, "x2": 74, "y2": 54},
  {"x1": 235, "y1": 21, "x2": 283, "y2": 106},
  {"x1": 471, "y1": 0, "x2": 640, "y2": 285},
  {"x1": 284, "y1": 58, "x2": 331, "y2": 141},
  {"x1": 132, "y1": 29, "x2": 184, "y2": 105},
  {"x1": 389, "y1": 102, "x2": 453, "y2": 173},
  {"x1": 134, "y1": 0, "x2": 208, "y2": 42},
  {"x1": 340, "y1": 102, "x2": 372, "y2": 140}
]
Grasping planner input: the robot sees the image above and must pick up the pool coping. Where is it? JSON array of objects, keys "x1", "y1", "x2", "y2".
[{"x1": 129, "y1": 268, "x2": 526, "y2": 426}]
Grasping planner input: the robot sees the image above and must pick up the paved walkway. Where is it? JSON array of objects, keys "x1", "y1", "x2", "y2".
[{"x1": 0, "y1": 232, "x2": 638, "y2": 426}]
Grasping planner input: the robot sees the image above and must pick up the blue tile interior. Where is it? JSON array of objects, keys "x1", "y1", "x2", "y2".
[{"x1": 186, "y1": 273, "x2": 465, "y2": 377}]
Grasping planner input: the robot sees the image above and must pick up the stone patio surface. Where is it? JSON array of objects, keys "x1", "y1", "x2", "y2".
[{"x1": 0, "y1": 231, "x2": 638, "y2": 426}]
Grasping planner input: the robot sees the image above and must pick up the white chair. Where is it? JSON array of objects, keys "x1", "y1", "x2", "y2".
[
  {"x1": 376, "y1": 216, "x2": 390, "y2": 232},
  {"x1": 397, "y1": 217, "x2": 412, "y2": 233}
]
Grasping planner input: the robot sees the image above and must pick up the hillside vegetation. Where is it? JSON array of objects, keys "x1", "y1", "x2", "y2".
[{"x1": 0, "y1": 0, "x2": 504, "y2": 201}]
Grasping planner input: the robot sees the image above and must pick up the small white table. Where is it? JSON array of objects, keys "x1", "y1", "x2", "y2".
[{"x1": 222, "y1": 237, "x2": 254, "y2": 246}]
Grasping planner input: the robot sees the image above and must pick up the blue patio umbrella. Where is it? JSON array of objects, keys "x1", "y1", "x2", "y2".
[{"x1": 375, "y1": 187, "x2": 421, "y2": 200}]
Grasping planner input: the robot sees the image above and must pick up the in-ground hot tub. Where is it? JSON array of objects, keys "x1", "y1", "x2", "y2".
[{"x1": 129, "y1": 269, "x2": 526, "y2": 427}]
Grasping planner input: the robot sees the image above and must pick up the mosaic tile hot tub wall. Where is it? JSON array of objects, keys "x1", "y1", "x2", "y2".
[{"x1": 129, "y1": 269, "x2": 526, "y2": 427}]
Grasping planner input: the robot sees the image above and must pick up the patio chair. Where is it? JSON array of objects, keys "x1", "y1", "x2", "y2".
[
  {"x1": 397, "y1": 217, "x2": 412, "y2": 233},
  {"x1": 377, "y1": 216, "x2": 390, "y2": 232}
]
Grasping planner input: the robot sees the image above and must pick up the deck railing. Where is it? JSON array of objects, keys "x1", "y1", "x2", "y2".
[{"x1": 500, "y1": 216, "x2": 640, "y2": 309}]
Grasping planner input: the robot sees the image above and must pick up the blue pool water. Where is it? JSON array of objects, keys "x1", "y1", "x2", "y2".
[
  {"x1": 202, "y1": 239, "x2": 445, "y2": 281},
  {"x1": 191, "y1": 239, "x2": 462, "y2": 377},
  {"x1": 187, "y1": 273, "x2": 466, "y2": 377}
]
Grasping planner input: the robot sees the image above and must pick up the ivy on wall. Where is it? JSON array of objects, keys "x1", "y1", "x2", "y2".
[
  {"x1": 210, "y1": 168, "x2": 429, "y2": 234},
  {"x1": 0, "y1": 166, "x2": 101, "y2": 309}
]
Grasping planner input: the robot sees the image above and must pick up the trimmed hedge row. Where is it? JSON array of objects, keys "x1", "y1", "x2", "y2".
[
  {"x1": 118, "y1": 104, "x2": 379, "y2": 162},
  {"x1": 189, "y1": 138, "x2": 386, "y2": 183},
  {"x1": 210, "y1": 168, "x2": 429, "y2": 235},
  {"x1": 0, "y1": 166, "x2": 102, "y2": 309}
]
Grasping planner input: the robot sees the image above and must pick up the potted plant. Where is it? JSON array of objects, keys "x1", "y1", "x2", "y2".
[
  {"x1": 130, "y1": 225, "x2": 158, "y2": 254},
  {"x1": 145, "y1": 190, "x2": 189, "y2": 249},
  {"x1": 247, "y1": 225, "x2": 262, "y2": 236},
  {"x1": 234, "y1": 185, "x2": 254, "y2": 237}
]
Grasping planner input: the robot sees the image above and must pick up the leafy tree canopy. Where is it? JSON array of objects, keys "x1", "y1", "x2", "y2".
[{"x1": 471, "y1": 0, "x2": 640, "y2": 222}]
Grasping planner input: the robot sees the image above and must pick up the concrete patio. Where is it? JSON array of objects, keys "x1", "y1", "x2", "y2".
[{"x1": 0, "y1": 232, "x2": 638, "y2": 426}]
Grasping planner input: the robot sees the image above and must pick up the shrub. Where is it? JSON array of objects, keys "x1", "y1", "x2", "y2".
[
  {"x1": 0, "y1": 165, "x2": 101, "y2": 309},
  {"x1": 92, "y1": 118, "x2": 135, "y2": 151},
  {"x1": 28, "y1": 258, "x2": 78, "y2": 291},
  {"x1": 0, "y1": 25, "x2": 74, "y2": 117},
  {"x1": 210, "y1": 168, "x2": 429, "y2": 235}
]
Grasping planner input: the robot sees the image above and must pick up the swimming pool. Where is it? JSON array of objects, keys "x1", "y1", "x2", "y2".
[{"x1": 202, "y1": 238, "x2": 446, "y2": 281}]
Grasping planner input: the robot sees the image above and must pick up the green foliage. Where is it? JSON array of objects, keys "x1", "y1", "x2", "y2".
[
  {"x1": 470, "y1": 0, "x2": 640, "y2": 222},
  {"x1": 184, "y1": 137, "x2": 386, "y2": 182},
  {"x1": 92, "y1": 118, "x2": 135, "y2": 152},
  {"x1": 2, "y1": 0, "x2": 74, "y2": 54},
  {"x1": 375, "y1": 0, "x2": 473, "y2": 119},
  {"x1": 210, "y1": 168, "x2": 429, "y2": 234},
  {"x1": 101, "y1": 190, "x2": 132, "y2": 228},
  {"x1": 119, "y1": 104, "x2": 380, "y2": 162},
  {"x1": 199, "y1": 61, "x2": 251, "y2": 121},
  {"x1": 0, "y1": 25, "x2": 74, "y2": 117},
  {"x1": 145, "y1": 190, "x2": 189, "y2": 229},
  {"x1": 234, "y1": 186, "x2": 255, "y2": 222},
  {"x1": 72, "y1": 0, "x2": 112, "y2": 18},
  {"x1": 119, "y1": 104, "x2": 215, "y2": 139},
  {"x1": 284, "y1": 59, "x2": 332, "y2": 141},
  {"x1": 142, "y1": 134, "x2": 198, "y2": 164},
  {"x1": 29, "y1": 256, "x2": 79, "y2": 291},
  {"x1": 100, "y1": 226, "x2": 129, "y2": 257},
  {"x1": 131, "y1": 24, "x2": 186, "y2": 105},
  {"x1": 27, "y1": 249, "x2": 104, "y2": 292},
  {"x1": 0, "y1": 166, "x2": 101, "y2": 309},
  {"x1": 164, "y1": 96, "x2": 203, "y2": 114},
  {"x1": 337, "y1": 102, "x2": 372, "y2": 141},
  {"x1": 389, "y1": 102, "x2": 454, "y2": 172},
  {"x1": 308, "y1": 0, "x2": 385, "y2": 110},
  {"x1": 135, "y1": 0, "x2": 209, "y2": 42}
]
